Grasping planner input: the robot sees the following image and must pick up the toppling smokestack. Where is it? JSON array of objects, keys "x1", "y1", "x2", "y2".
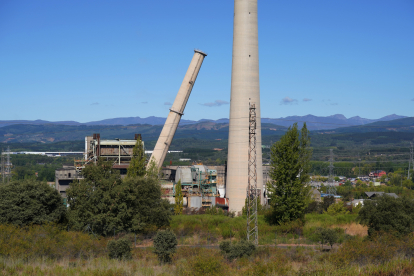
[
  {"x1": 227, "y1": 0, "x2": 263, "y2": 213},
  {"x1": 148, "y1": 50, "x2": 207, "y2": 170}
]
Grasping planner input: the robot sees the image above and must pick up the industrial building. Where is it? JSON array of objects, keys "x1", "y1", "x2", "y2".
[
  {"x1": 55, "y1": 133, "x2": 142, "y2": 200},
  {"x1": 160, "y1": 165, "x2": 270, "y2": 211}
]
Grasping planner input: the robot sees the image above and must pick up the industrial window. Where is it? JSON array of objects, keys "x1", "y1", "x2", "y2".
[{"x1": 68, "y1": 173, "x2": 71, "y2": 178}]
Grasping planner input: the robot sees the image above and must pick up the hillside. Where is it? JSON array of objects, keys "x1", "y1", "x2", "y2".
[{"x1": 0, "y1": 114, "x2": 406, "y2": 130}]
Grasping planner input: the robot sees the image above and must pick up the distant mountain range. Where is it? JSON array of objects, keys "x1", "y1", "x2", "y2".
[{"x1": 0, "y1": 114, "x2": 407, "y2": 131}]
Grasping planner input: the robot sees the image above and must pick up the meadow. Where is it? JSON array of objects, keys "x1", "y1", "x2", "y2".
[{"x1": 8, "y1": 213, "x2": 414, "y2": 276}]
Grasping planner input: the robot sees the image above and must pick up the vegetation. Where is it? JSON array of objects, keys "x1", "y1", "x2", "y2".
[
  {"x1": 358, "y1": 195, "x2": 414, "y2": 237},
  {"x1": 325, "y1": 201, "x2": 349, "y2": 216},
  {"x1": 0, "y1": 180, "x2": 66, "y2": 226},
  {"x1": 174, "y1": 180, "x2": 183, "y2": 215},
  {"x1": 127, "y1": 137, "x2": 146, "y2": 177},
  {"x1": 314, "y1": 227, "x2": 339, "y2": 249},
  {"x1": 107, "y1": 238, "x2": 132, "y2": 260},
  {"x1": 153, "y1": 230, "x2": 177, "y2": 263},
  {"x1": 266, "y1": 123, "x2": 312, "y2": 224},
  {"x1": 67, "y1": 159, "x2": 171, "y2": 236},
  {"x1": 219, "y1": 240, "x2": 256, "y2": 260}
]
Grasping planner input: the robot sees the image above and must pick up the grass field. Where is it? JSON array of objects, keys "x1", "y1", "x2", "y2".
[{"x1": 2, "y1": 213, "x2": 403, "y2": 276}]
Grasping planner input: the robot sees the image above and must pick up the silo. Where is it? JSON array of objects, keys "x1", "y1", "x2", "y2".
[{"x1": 227, "y1": 0, "x2": 263, "y2": 213}]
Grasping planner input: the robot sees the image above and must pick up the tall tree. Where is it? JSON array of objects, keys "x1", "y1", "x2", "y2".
[
  {"x1": 266, "y1": 123, "x2": 312, "y2": 224},
  {"x1": 174, "y1": 180, "x2": 183, "y2": 215},
  {"x1": 67, "y1": 159, "x2": 171, "y2": 235},
  {"x1": 127, "y1": 138, "x2": 146, "y2": 178}
]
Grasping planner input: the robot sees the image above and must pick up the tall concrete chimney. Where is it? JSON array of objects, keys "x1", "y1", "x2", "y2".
[
  {"x1": 227, "y1": 0, "x2": 263, "y2": 213},
  {"x1": 149, "y1": 50, "x2": 207, "y2": 170}
]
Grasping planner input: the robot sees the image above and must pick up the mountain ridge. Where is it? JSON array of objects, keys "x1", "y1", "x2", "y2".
[{"x1": 0, "y1": 114, "x2": 407, "y2": 131}]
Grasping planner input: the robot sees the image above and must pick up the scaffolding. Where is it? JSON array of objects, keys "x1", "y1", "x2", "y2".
[{"x1": 247, "y1": 102, "x2": 258, "y2": 245}]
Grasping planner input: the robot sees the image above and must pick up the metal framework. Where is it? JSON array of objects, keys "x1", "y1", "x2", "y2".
[
  {"x1": 326, "y1": 149, "x2": 336, "y2": 195},
  {"x1": 1, "y1": 149, "x2": 4, "y2": 184},
  {"x1": 247, "y1": 102, "x2": 258, "y2": 245},
  {"x1": 409, "y1": 142, "x2": 413, "y2": 180},
  {"x1": 1, "y1": 147, "x2": 11, "y2": 184}
]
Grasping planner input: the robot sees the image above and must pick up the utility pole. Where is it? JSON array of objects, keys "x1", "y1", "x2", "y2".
[
  {"x1": 246, "y1": 102, "x2": 258, "y2": 246},
  {"x1": 327, "y1": 149, "x2": 336, "y2": 195}
]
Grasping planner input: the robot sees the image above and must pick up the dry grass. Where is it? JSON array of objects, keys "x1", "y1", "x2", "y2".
[{"x1": 336, "y1": 223, "x2": 368, "y2": 237}]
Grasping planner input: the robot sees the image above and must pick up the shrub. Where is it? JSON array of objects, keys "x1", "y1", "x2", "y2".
[
  {"x1": 358, "y1": 195, "x2": 414, "y2": 237},
  {"x1": 219, "y1": 240, "x2": 256, "y2": 260},
  {"x1": 0, "y1": 180, "x2": 66, "y2": 226},
  {"x1": 219, "y1": 241, "x2": 231, "y2": 254},
  {"x1": 107, "y1": 238, "x2": 132, "y2": 260},
  {"x1": 153, "y1": 230, "x2": 177, "y2": 263},
  {"x1": 325, "y1": 201, "x2": 349, "y2": 216},
  {"x1": 176, "y1": 249, "x2": 225, "y2": 276}
]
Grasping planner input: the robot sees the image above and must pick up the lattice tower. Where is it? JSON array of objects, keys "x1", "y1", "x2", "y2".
[
  {"x1": 327, "y1": 149, "x2": 336, "y2": 195},
  {"x1": 247, "y1": 102, "x2": 258, "y2": 245},
  {"x1": 1, "y1": 149, "x2": 4, "y2": 184}
]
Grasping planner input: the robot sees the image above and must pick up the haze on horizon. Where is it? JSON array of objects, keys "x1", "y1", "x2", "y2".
[{"x1": 0, "y1": 0, "x2": 413, "y2": 123}]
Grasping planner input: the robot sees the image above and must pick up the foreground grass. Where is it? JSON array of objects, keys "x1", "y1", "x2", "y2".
[
  {"x1": 2, "y1": 222, "x2": 414, "y2": 275},
  {"x1": 2, "y1": 245, "x2": 414, "y2": 275},
  {"x1": 169, "y1": 213, "x2": 364, "y2": 246}
]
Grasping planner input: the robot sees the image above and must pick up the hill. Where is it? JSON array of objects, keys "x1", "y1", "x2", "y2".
[{"x1": 0, "y1": 114, "x2": 406, "y2": 130}]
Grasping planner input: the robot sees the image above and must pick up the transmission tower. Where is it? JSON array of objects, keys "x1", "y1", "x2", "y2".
[
  {"x1": 4, "y1": 147, "x2": 11, "y2": 184},
  {"x1": 409, "y1": 142, "x2": 413, "y2": 180},
  {"x1": 246, "y1": 102, "x2": 258, "y2": 245},
  {"x1": 1, "y1": 149, "x2": 4, "y2": 184},
  {"x1": 326, "y1": 149, "x2": 336, "y2": 195}
]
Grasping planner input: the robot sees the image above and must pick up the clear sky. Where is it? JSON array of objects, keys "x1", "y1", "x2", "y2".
[{"x1": 1, "y1": 0, "x2": 413, "y2": 122}]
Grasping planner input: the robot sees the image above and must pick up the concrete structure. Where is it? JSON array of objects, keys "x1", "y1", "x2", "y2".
[
  {"x1": 55, "y1": 165, "x2": 82, "y2": 200},
  {"x1": 160, "y1": 165, "x2": 270, "y2": 210},
  {"x1": 149, "y1": 50, "x2": 207, "y2": 170},
  {"x1": 76, "y1": 133, "x2": 142, "y2": 173},
  {"x1": 227, "y1": 0, "x2": 263, "y2": 212}
]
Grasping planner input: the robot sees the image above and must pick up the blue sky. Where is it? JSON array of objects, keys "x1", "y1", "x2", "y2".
[{"x1": 1, "y1": 0, "x2": 413, "y2": 122}]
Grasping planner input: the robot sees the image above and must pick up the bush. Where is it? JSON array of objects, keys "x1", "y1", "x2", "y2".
[
  {"x1": 0, "y1": 224, "x2": 106, "y2": 259},
  {"x1": 0, "y1": 180, "x2": 66, "y2": 226},
  {"x1": 107, "y1": 238, "x2": 132, "y2": 260},
  {"x1": 219, "y1": 240, "x2": 256, "y2": 260},
  {"x1": 153, "y1": 230, "x2": 177, "y2": 263},
  {"x1": 358, "y1": 195, "x2": 414, "y2": 237},
  {"x1": 325, "y1": 201, "x2": 349, "y2": 216}
]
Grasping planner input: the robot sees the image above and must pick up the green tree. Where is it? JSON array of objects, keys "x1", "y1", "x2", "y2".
[
  {"x1": 174, "y1": 180, "x2": 183, "y2": 215},
  {"x1": 315, "y1": 227, "x2": 338, "y2": 249},
  {"x1": 127, "y1": 138, "x2": 146, "y2": 177},
  {"x1": 265, "y1": 123, "x2": 312, "y2": 224},
  {"x1": 67, "y1": 159, "x2": 171, "y2": 236},
  {"x1": 0, "y1": 180, "x2": 66, "y2": 226},
  {"x1": 358, "y1": 195, "x2": 414, "y2": 237}
]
